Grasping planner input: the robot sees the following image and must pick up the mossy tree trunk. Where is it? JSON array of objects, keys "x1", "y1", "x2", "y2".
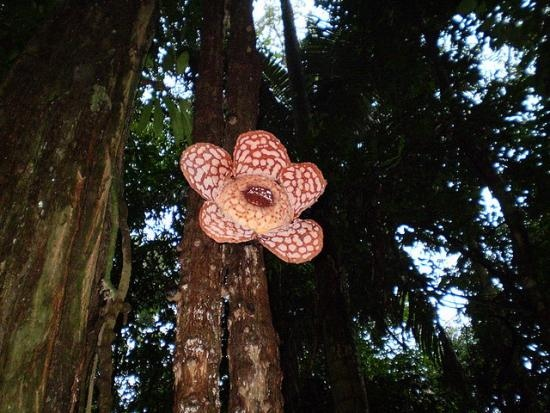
[{"x1": 0, "y1": 1, "x2": 156, "y2": 412}]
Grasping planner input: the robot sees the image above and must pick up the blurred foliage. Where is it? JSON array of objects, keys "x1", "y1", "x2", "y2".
[
  {"x1": 113, "y1": 1, "x2": 198, "y2": 409},
  {"x1": 359, "y1": 339, "x2": 460, "y2": 413}
]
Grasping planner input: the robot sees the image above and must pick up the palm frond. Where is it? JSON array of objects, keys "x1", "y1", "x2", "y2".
[{"x1": 260, "y1": 48, "x2": 292, "y2": 108}]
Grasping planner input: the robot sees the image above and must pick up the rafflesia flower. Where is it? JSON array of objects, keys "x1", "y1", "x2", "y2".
[{"x1": 180, "y1": 130, "x2": 327, "y2": 263}]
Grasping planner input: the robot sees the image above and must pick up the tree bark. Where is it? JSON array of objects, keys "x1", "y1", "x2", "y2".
[
  {"x1": 224, "y1": 0, "x2": 284, "y2": 411},
  {"x1": 316, "y1": 253, "x2": 369, "y2": 413},
  {"x1": 279, "y1": 2, "x2": 368, "y2": 410},
  {"x1": 280, "y1": 0, "x2": 312, "y2": 141},
  {"x1": 224, "y1": 244, "x2": 284, "y2": 412},
  {"x1": 173, "y1": 0, "x2": 227, "y2": 411},
  {"x1": 174, "y1": 0, "x2": 284, "y2": 410},
  {"x1": 0, "y1": 1, "x2": 156, "y2": 412},
  {"x1": 268, "y1": 268, "x2": 303, "y2": 413}
]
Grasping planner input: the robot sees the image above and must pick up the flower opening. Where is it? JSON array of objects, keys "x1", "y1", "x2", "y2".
[{"x1": 243, "y1": 186, "x2": 273, "y2": 207}]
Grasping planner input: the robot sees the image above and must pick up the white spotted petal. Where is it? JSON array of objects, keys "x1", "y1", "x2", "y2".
[
  {"x1": 259, "y1": 219, "x2": 323, "y2": 264},
  {"x1": 278, "y1": 162, "x2": 327, "y2": 217},
  {"x1": 180, "y1": 143, "x2": 232, "y2": 201},
  {"x1": 199, "y1": 201, "x2": 255, "y2": 243},
  {"x1": 233, "y1": 130, "x2": 291, "y2": 179}
]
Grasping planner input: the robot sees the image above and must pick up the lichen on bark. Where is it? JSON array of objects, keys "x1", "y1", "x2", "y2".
[{"x1": 0, "y1": 1, "x2": 156, "y2": 411}]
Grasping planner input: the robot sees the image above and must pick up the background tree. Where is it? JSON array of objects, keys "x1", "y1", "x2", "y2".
[{"x1": 261, "y1": 0, "x2": 548, "y2": 411}]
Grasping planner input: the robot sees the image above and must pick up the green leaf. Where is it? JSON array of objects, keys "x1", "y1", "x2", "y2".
[
  {"x1": 153, "y1": 100, "x2": 164, "y2": 139},
  {"x1": 166, "y1": 98, "x2": 184, "y2": 146},
  {"x1": 179, "y1": 100, "x2": 193, "y2": 144},
  {"x1": 162, "y1": 51, "x2": 175, "y2": 72},
  {"x1": 457, "y1": 0, "x2": 477, "y2": 15},
  {"x1": 165, "y1": 98, "x2": 177, "y2": 119},
  {"x1": 476, "y1": 0, "x2": 487, "y2": 14},
  {"x1": 144, "y1": 54, "x2": 154, "y2": 69},
  {"x1": 134, "y1": 102, "x2": 153, "y2": 133},
  {"x1": 176, "y1": 51, "x2": 189, "y2": 75}
]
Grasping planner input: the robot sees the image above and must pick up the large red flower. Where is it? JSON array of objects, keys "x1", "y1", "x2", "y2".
[{"x1": 180, "y1": 130, "x2": 326, "y2": 263}]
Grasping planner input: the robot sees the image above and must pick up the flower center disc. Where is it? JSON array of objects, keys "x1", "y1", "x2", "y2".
[
  {"x1": 243, "y1": 186, "x2": 273, "y2": 207},
  {"x1": 216, "y1": 175, "x2": 292, "y2": 234}
]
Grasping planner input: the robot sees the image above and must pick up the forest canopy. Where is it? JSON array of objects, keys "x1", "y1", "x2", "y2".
[{"x1": 0, "y1": 0, "x2": 548, "y2": 412}]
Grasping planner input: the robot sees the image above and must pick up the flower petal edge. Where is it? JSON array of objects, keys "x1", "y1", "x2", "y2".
[
  {"x1": 180, "y1": 143, "x2": 233, "y2": 201},
  {"x1": 278, "y1": 162, "x2": 327, "y2": 217},
  {"x1": 199, "y1": 201, "x2": 256, "y2": 243},
  {"x1": 233, "y1": 130, "x2": 291, "y2": 179},
  {"x1": 259, "y1": 219, "x2": 323, "y2": 263}
]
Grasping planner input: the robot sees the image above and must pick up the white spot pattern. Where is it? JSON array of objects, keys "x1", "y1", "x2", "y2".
[
  {"x1": 278, "y1": 162, "x2": 327, "y2": 217},
  {"x1": 180, "y1": 143, "x2": 232, "y2": 200},
  {"x1": 233, "y1": 130, "x2": 290, "y2": 179},
  {"x1": 179, "y1": 130, "x2": 326, "y2": 264},
  {"x1": 259, "y1": 219, "x2": 323, "y2": 264},
  {"x1": 199, "y1": 201, "x2": 255, "y2": 243}
]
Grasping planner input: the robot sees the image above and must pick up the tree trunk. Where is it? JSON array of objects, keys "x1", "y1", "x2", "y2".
[
  {"x1": 174, "y1": 0, "x2": 284, "y2": 410},
  {"x1": 316, "y1": 253, "x2": 369, "y2": 413},
  {"x1": 280, "y1": 2, "x2": 368, "y2": 410},
  {"x1": 95, "y1": 187, "x2": 133, "y2": 413},
  {"x1": 173, "y1": 0, "x2": 226, "y2": 411},
  {"x1": 224, "y1": 244, "x2": 284, "y2": 412},
  {"x1": 280, "y1": 0, "x2": 312, "y2": 141},
  {"x1": 0, "y1": 1, "x2": 156, "y2": 412},
  {"x1": 268, "y1": 268, "x2": 303, "y2": 413},
  {"x1": 224, "y1": 0, "x2": 284, "y2": 411}
]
